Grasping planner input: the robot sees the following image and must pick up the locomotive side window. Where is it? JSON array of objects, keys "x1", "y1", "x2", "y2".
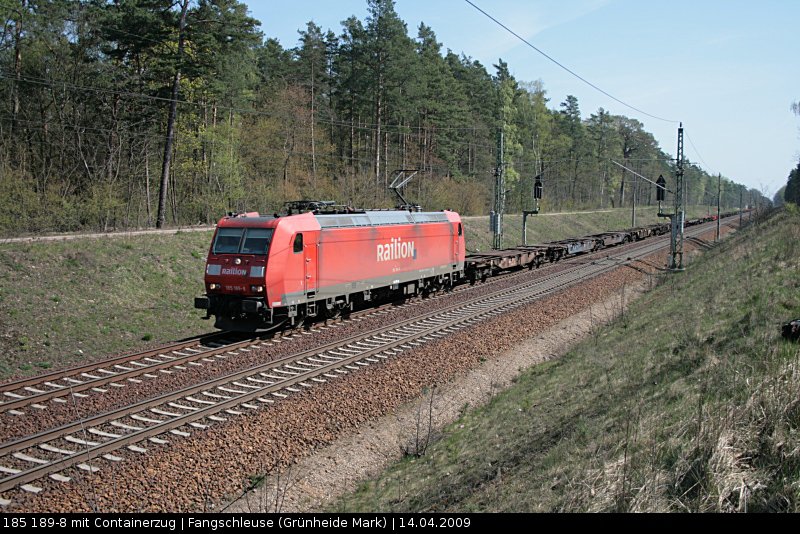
[
  {"x1": 241, "y1": 228, "x2": 274, "y2": 255},
  {"x1": 293, "y1": 233, "x2": 304, "y2": 253},
  {"x1": 213, "y1": 228, "x2": 244, "y2": 254},
  {"x1": 458, "y1": 223, "x2": 463, "y2": 236}
]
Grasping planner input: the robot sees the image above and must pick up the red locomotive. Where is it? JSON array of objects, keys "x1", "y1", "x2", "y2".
[{"x1": 195, "y1": 202, "x2": 466, "y2": 331}]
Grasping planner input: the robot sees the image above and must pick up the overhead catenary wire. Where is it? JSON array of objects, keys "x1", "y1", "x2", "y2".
[
  {"x1": 462, "y1": 2, "x2": 746, "y2": 191},
  {"x1": 0, "y1": 63, "x2": 689, "y2": 155},
  {"x1": 684, "y1": 131, "x2": 716, "y2": 175},
  {"x1": 0, "y1": 118, "x2": 677, "y2": 181},
  {"x1": 2, "y1": 33, "x2": 726, "y2": 187},
  {"x1": 0, "y1": 112, "x2": 681, "y2": 184},
  {"x1": 463, "y1": 0, "x2": 680, "y2": 125}
]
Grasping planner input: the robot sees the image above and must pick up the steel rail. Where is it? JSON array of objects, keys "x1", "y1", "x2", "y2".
[
  {"x1": 0, "y1": 296, "x2": 443, "y2": 412},
  {"x1": 0, "y1": 214, "x2": 700, "y2": 404},
  {"x1": 0, "y1": 334, "x2": 263, "y2": 412},
  {"x1": 0, "y1": 255, "x2": 605, "y2": 458},
  {"x1": 0, "y1": 332, "x2": 234, "y2": 393}
]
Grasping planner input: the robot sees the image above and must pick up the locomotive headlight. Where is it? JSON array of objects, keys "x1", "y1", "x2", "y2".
[
  {"x1": 250, "y1": 285, "x2": 264, "y2": 293},
  {"x1": 208, "y1": 283, "x2": 220, "y2": 290}
]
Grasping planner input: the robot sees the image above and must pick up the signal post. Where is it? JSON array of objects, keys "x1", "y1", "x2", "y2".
[{"x1": 522, "y1": 174, "x2": 543, "y2": 246}]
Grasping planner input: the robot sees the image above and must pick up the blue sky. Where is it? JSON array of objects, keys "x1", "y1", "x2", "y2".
[{"x1": 246, "y1": 0, "x2": 799, "y2": 196}]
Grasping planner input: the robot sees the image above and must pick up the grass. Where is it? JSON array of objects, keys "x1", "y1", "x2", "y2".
[
  {"x1": 332, "y1": 207, "x2": 800, "y2": 512},
  {"x1": 0, "y1": 232, "x2": 214, "y2": 380},
  {"x1": 0, "y1": 205, "x2": 723, "y2": 381}
]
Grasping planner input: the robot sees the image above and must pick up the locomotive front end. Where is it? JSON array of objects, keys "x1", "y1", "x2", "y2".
[{"x1": 194, "y1": 214, "x2": 276, "y2": 331}]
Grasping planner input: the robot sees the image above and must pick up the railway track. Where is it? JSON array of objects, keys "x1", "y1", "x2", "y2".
[
  {"x1": 0, "y1": 295, "x2": 454, "y2": 415},
  {"x1": 0, "y1": 231, "x2": 576, "y2": 417},
  {"x1": 0, "y1": 333, "x2": 258, "y2": 414},
  {"x1": 0, "y1": 219, "x2": 734, "y2": 503}
]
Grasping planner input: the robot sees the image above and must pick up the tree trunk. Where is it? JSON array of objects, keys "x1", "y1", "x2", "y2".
[
  {"x1": 310, "y1": 61, "x2": 317, "y2": 192},
  {"x1": 156, "y1": 0, "x2": 189, "y2": 229},
  {"x1": 374, "y1": 89, "x2": 382, "y2": 203},
  {"x1": 10, "y1": 0, "x2": 25, "y2": 135},
  {"x1": 145, "y1": 146, "x2": 152, "y2": 227}
]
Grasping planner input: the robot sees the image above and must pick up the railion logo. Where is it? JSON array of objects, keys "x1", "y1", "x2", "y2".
[
  {"x1": 377, "y1": 237, "x2": 416, "y2": 262},
  {"x1": 221, "y1": 267, "x2": 248, "y2": 276}
]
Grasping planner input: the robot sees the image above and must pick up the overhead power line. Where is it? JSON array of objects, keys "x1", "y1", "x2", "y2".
[
  {"x1": 685, "y1": 131, "x2": 716, "y2": 175},
  {"x1": 464, "y1": 0, "x2": 680, "y2": 124}
]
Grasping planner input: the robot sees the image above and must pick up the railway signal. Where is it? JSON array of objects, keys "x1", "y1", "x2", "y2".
[
  {"x1": 523, "y1": 173, "x2": 543, "y2": 246},
  {"x1": 610, "y1": 154, "x2": 684, "y2": 272},
  {"x1": 656, "y1": 174, "x2": 666, "y2": 214}
]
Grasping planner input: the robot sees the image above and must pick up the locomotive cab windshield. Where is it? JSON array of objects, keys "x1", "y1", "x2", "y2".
[{"x1": 212, "y1": 227, "x2": 274, "y2": 255}]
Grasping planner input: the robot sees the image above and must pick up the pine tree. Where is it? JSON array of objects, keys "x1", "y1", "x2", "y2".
[
  {"x1": 785, "y1": 161, "x2": 800, "y2": 206},
  {"x1": 364, "y1": 0, "x2": 415, "y2": 201}
]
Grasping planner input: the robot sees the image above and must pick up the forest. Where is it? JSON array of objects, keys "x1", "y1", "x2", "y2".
[{"x1": 0, "y1": 0, "x2": 763, "y2": 235}]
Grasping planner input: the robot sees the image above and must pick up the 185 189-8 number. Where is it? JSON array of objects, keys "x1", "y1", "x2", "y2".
[{"x1": 4, "y1": 517, "x2": 70, "y2": 528}]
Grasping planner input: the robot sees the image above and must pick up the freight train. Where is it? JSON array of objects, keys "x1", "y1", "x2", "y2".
[{"x1": 195, "y1": 201, "x2": 735, "y2": 332}]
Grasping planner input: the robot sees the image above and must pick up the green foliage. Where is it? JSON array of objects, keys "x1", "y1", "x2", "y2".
[
  {"x1": 495, "y1": 60, "x2": 524, "y2": 188},
  {"x1": 0, "y1": 0, "x2": 765, "y2": 235}
]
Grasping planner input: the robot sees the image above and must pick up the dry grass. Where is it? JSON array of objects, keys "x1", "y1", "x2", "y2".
[{"x1": 333, "y1": 208, "x2": 800, "y2": 512}]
